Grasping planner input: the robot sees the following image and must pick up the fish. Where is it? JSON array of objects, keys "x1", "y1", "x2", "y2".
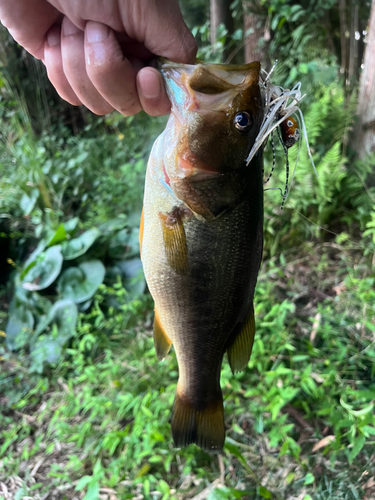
[{"x1": 140, "y1": 60, "x2": 265, "y2": 451}]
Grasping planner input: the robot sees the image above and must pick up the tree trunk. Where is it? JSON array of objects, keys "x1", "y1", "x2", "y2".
[
  {"x1": 242, "y1": 1, "x2": 269, "y2": 69},
  {"x1": 339, "y1": 0, "x2": 348, "y2": 84},
  {"x1": 355, "y1": 0, "x2": 375, "y2": 159},
  {"x1": 210, "y1": 0, "x2": 234, "y2": 62},
  {"x1": 348, "y1": 0, "x2": 359, "y2": 84}
]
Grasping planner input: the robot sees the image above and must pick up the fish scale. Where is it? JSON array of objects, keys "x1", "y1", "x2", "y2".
[{"x1": 141, "y1": 60, "x2": 265, "y2": 450}]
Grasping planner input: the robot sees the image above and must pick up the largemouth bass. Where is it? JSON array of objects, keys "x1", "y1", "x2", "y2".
[{"x1": 140, "y1": 60, "x2": 265, "y2": 451}]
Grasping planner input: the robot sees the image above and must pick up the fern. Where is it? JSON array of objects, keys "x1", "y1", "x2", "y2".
[
  {"x1": 316, "y1": 142, "x2": 346, "y2": 205},
  {"x1": 263, "y1": 83, "x2": 366, "y2": 254}
]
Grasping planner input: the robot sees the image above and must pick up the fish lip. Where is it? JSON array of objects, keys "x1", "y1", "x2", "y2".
[{"x1": 174, "y1": 141, "x2": 224, "y2": 181}]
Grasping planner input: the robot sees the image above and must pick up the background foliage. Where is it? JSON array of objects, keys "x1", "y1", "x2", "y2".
[{"x1": 1, "y1": 0, "x2": 375, "y2": 499}]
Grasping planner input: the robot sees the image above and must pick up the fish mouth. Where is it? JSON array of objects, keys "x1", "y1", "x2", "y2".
[
  {"x1": 161, "y1": 60, "x2": 261, "y2": 116},
  {"x1": 161, "y1": 148, "x2": 220, "y2": 192},
  {"x1": 177, "y1": 149, "x2": 222, "y2": 180},
  {"x1": 160, "y1": 59, "x2": 261, "y2": 90}
]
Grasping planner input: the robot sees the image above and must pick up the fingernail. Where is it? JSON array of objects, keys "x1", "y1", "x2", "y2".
[
  {"x1": 141, "y1": 69, "x2": 162, "y2": 99},
  {"x1": 63, "y1": 18, "x2": 80, "y2": 36},
  {"x1": 47, "y1": 29, "x2": 60, "y2": 47},
  {"x1": 86, "y1": 22, "x2": 109, "y2": 43}
]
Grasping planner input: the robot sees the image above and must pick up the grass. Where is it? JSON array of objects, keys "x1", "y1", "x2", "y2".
[{"x1": 1, "y1": 237, "x2": 374, "y2": 500}]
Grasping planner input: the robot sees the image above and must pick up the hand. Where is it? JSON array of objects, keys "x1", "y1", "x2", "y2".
[{"x1": 0, "y1": 0, "x2": 197, "y2": 116}]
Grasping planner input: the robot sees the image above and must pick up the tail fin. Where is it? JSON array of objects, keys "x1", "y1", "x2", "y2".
[{"x1": 171, "y1": 387, "x2": 225, "y2": 451}]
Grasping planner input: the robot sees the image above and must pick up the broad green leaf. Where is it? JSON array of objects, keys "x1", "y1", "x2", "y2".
[
  {"x1": 127, "y1": 210, "x2": 142, "y2": 228},
  {"x1": 58, "y1": 260, "x2": 105, "y2": 303},
  {"x1": 304, "y1": 472, "x2": 315, "y2": 485},
  {"x1": 28, "y1": 292, "x2": 52, "y2": 316},
  {"x1": 362, "y1": 425, "x2": 375, "y2": 436},
  {"x1": 126, "y1": 227, "x2": 140, "y2": 257},
  {"x1": 254, "y1": 416, "x2": 264, "y2": 434},
  {"x1": 348, "y1": 433, "x2": 365, "y2": 463},
  {"x1": 292, "y1": 355, "x2": 309, "y2": 362},
  {"x1": 15, "y1": 488, "x2": 28, "y2": 500},
  {"x1": 108, "y1": 227, "x2": 140, "y2": 259},
  {"x1": 82, "y1": 482, "x2": 100, "y2": 500},
  {"x1": 117, "y1": 258, "x2": 145, "y2": 297},
  {"x1": 158, "y1": 479, "x2": 169, "y2": 494},
  {"x1": 20, "y1": 239, "x2": 48, "y2": 279},
  {"x1": 208, "y1": 488, "x2": 231, "y2": 500},
  {"x1": 208, "y1": 487, "x2": 248, "y2": 500},
  {"x1": 34, "y1": 299, "x2": 78, "y2": 341},
  {"x1": 224, "y1": 442, "x2": 243, "y2": 461},
  {"x1": 108, "y1": 229, "x2": 131, "y2": 259},
  {"x1": 11, "y1": 286, "x2": 51, "y2": 316},
  {"x1": 143, "y1": 479, "x2": 150, "y2": 496},
  {"x1": 61, "y1": 228, "x2": 100, "y2": 260},
  {"x1": 22, "y1": 245, "x2": 63, "y2": 291},
  {"x1": 259, "y1": 486, "x2": 272, "y2": 499},
  {"x1": 365, "y1": 322, "x2": 375, "y2": 332},
  {"x1": 78, "y1": 299, "x2": 92, "y2": 312},
  {"x1": 31, "y1": 338, "x2": 62, "y2": 367},
  {"x1": 225, "y1": 441, "x2": 256, "y2": 478},
  {"x1": 20, "y1": 188, "x2": 39, "y2": 216},
  {"x1": 98, "y1": 217, "x2": 127, "y2": 233},
  {"x1": 76, "y1": 476, "x2": 93, "y2": 491},
  {"x1": 340, "y1": 397, "x2": 374, "y2": 417},
  {"x1": 63, "y1": 217, "x2": 79, "y2": 235},
  {"x1": 47, "y1": 224, "x2": 67, "y2": 247},
  {"x1": 5, "y1": 307, "x2": 34, "y2": 351}
]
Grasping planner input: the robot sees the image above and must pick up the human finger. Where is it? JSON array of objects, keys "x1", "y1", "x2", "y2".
[
  {"x1": 137, "y1": 67, "x2": 171, "y2": 116},
  {"x1": 44, "y1": 24, "x2": 82, "y2": 106},
  {"x1": 61, "y1": 17, "x2": 113, "y2": 115},
  {"x1": 84, "y1": 21, "x2": 142, "y2": 116}
]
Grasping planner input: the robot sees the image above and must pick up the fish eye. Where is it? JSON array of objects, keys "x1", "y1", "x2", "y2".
[{"x1": 234, "y1": 112, "x2": 253, "y2": 134}]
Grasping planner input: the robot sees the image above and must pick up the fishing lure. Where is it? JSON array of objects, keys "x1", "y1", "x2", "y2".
[{"x1": 247, "y1": 62, "x2": 317, "y2": 206}]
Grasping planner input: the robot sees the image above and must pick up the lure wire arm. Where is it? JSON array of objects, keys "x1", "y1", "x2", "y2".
[
  {"x1": 264, "y1": 130, "x2": 276, "y2": 185},
  {"x1": 277, "y1": 126, "x2": 289, "y2": 209}
]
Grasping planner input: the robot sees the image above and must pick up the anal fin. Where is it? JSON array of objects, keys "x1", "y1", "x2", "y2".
[
  {"x1": 171, "y1": 384, "x2": 225, "y2": 452},
  {"x1": 226, "y1": 303, "x2": 256, "y2": 373},
  {"x1": 159, "y1": 207, "x2": 189, "y2": 275},
  {"x1": 153, "y1": 308, "x2": 172, "y2": 360}
]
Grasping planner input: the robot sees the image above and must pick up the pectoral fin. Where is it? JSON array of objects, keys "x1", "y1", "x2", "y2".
[
  {"x1": 153, "y1": 308, "x2": 172, "y2": 360},
  {"x1": 226, "y1": 304, "x2": 256, "y2": 373},
  {"x1": 159, "y1": 207, "x2": 189, "y2": 275}
]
